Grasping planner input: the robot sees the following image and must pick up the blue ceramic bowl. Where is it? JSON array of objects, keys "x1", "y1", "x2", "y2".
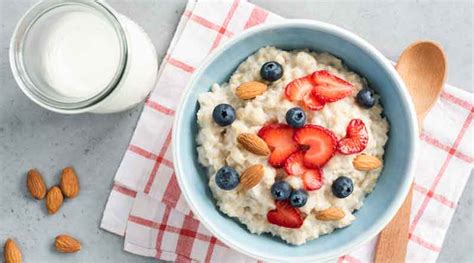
[{"x1": 173, "y1": 20, "x2": 418, "y2": 262}]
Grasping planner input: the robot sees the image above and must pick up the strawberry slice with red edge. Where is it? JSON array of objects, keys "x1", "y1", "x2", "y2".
[
  {"x1": 284, "y1": 151, "x2": 307, "y2": 175},
  {"x1": 284, "y1": 74, "x2": 314, "y2": 102},
  {"x1": 294, "y1": 125, "x2": 338, "y2": 168},
  {"x1": 302, "y1": 168, "x2": 323, "y2": 191},
  {"x1": 311, "y1": 70, "x2": 354, "y2": 103},
  {"x1": 303, "y1": 89, "x2": 325, "y2": 110},
  {"x1": 338, "y1": 119, "x2": 368, "y2": 155},
  {"x1": 284, "y1": 151, "x2": 324, "y2": 191},
  {"x1": 267, "y1": 201, "x2": 304, "y2": 229},
  {"x1": 258, "y1": 124, "x2": 299, "y2": 168}
]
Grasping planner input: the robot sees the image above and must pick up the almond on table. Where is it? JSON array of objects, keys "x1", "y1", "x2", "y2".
[
  {"x1": 60, "y1": 166, "x2": 79, "y2": 198},
  {"x1": 54, "y1": 235, "x2": 81, "y2": 253},
  {"x1": 46, "y1": 186, "x2": 63, "y2": 214},
  {"x1": 4, "y1": 239, "x2": 22, "y2": 263},
  {"x1": 26, "y1": 169, "x2": 47, "y2": 200}
]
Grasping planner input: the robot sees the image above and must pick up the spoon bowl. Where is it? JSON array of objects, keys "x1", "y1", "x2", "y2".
[{"x1": 396, "y1": 41, "x2": 447, "y2": 123}]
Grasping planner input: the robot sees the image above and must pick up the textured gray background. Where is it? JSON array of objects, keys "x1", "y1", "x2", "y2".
[{"x1": 0, "y1": 0, "x2": 472, "y2": 262}]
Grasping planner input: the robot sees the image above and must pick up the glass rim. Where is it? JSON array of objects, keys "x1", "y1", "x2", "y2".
[{"x1": 9, "y1": 0, "x2": 128, "y2": 112}]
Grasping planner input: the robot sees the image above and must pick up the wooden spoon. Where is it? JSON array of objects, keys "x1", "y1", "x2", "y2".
[{"x1": 375, "y1": 41, "x2": 447, "y2": 263}]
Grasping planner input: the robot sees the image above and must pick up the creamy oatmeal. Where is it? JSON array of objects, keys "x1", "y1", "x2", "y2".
[{"x1": 196, "y1": 46, "x2": 389, "y2": 245}]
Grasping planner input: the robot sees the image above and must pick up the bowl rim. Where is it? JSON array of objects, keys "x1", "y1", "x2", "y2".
[{"x1": 172, "y1": 19, "x2": 418, "y2": 262}]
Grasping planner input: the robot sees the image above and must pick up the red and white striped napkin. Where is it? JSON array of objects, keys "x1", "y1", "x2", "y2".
[{"x1": 101, "y1": 0, "x2": 473, "y2": 262}]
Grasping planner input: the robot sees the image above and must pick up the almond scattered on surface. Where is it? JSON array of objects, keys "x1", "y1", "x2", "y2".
[
  {"x1": 4, "y1": 239, "x2": 22, "y2": 263},
  {"x1": 239, "y1": 164, "x2": 264, "y2": 191},
  {"x1": 235, "y1": 81, "x2": 268, "y2": 100},
  {"x1": 315, "y1": 207, "x2": 345, "y2": 221},
  {"x1": 46, "y1": 186, "x2": 63, "y2": 214},
  {"x1": 237, "y1": 133, "x2": 270, "y2": 156},
  {"x1": 353, "y1": 154, "x2": 382, "y2": 171},
  {"x1": 60, "y1": 167, "x2": 79, "y2": 198},
  {"x1": 54, "y1": 235, "x2": 81, "y2": 253},
  {"x1": 26, "y1": 169, "x2": 46, "y2": 200}
]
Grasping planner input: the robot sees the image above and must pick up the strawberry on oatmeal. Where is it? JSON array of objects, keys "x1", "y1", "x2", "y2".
[{"x1": 196, "y1": 46, "x2": 389, "y2": 245}]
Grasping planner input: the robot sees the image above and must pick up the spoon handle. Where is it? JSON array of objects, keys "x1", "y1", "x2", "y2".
[{"x1": 375, "y1": 187, "x2": 413, "y2": 263}]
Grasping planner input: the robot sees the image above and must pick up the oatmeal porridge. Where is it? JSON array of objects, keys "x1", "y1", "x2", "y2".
[{"x1": 196, "y1": 46, "x2": 389, "y2": 245}]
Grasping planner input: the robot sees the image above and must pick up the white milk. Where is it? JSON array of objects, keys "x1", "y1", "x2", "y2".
[
  {"x1": 39, "y1": 11, "x2": 120, "y2": 98},
  {"x1": 14, "y1": 3, "x2": 158, "y2": 113}
]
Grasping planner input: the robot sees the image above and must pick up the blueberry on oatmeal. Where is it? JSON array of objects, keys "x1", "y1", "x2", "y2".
[
  {"x1": 271, "y1": 181, "x2": 292, "y2": 201},
  {"x1": 285, "y1": 107, "x2": 306, "y2": 128},
  {"x1": 289, "y1": 189, "x2": 308, "y2": 208},
  {"x1": 212, "y1": 103, "x2": 236, "y2": 126},
  {"x1": 215, "y1": 167, "x2": 239, "y2": 190},
  {"x1": 332, "y1": 176, "x2": 354, "y2": 198},
  {"x1": 260, "y1": 61, "x2": 283, "y2": 81},
  {"x1": 356, "y1": 88, "x2": 376, "y2": 108}
]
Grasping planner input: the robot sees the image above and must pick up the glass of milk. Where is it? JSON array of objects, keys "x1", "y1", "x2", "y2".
[{"x1": 10, "y1": 0, "x2": 158, "y2": 114}]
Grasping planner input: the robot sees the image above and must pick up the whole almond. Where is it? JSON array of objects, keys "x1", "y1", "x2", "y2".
[
  {"x1": 55, "y1": 235, "x2": 81, "y2": 253},
  {"x1": 237, "y1": 133, "x2": 270, "y2": 156},
  {"x1": 60, "y1": 167, "x2": 79, "y2": 198},
  {"x1": 235, "y1": 81, "x2": 268, "y2": 100},
  {"x1": 26, "y1": 169, "x2": 46, "y2": 200},
  {"x1": 4, "y1": 239, "x2": 22, "y2": 263},
  {"x1": 315, "y1": 207, "x2": 345, "y2": 221},
  {"x1": 353, "y1": 154, "x2": 382, "y2": 171},
  {"x1": 46, "y1": 186, "x2": 63, "y2": 214},
  {"x1": 239, "y1": 164, "x2": 264, "y2": 191}
]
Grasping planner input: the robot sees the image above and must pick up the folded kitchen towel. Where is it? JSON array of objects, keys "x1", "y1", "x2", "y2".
[{"x1": 100, "y1": 0, "x2": 474, "y2": 262}]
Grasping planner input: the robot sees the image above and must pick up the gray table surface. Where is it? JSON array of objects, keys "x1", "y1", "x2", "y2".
[{"x1": 1, "y1": 1, "x2": 472, "y2": 262}]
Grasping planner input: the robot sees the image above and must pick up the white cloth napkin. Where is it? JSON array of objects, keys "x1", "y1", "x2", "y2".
[{"x1": 101, "y1": 0, "x2": 474, "y2": 262}]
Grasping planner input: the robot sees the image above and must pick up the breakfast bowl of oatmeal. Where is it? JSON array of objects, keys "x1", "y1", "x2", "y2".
[{"x1": 173, "y1": 20, "x2": 418, "y2": 262}]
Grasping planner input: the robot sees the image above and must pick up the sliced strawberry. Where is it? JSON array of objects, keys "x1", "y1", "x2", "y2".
[
  {"x1": 302, "y1": 168, "x2": 323, "y2": 191},
  {"x1": 284, "y1": 74, "x2": 314, "y2": 102},
  {"x1": 311, "y1": 70, "x2": 354, "y2": 103},
  {"x1": 303, "y1": 89, "x2": 325, "y2": 110},
  {"x1": 338, "y1": 119, "x2": 368, "y2": 155},
  {"x1": 267, "y1": 201, "x2": 304, "y2": 229},
  {"x1": 258, "y1": 124, "x2": 299, "y2": 168},
  {"x1": 294, "y1": 125, "x2": 338, "y2": 168},
  {"x1": 284, "y1": 151, "x2": 307, "y2": 175},
  {"x1": 284, "y1": 151, "x2": 324, "y2": 191}
]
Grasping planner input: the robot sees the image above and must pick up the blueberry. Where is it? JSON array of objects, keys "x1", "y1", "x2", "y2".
[
  {"x1": 289, "y1": 189, "x2": 308, "y2": 208},
  {"x1": 271, "y1": 181, "x2": 292, "y2": 201},
  {"x1": 285, "y1": 107, "x2": 306, "y2": 128},
  {"x1": 260, "y1": 61, "x2": 283, "y2": 81},
  {"x1": 331, "y1": 176, "x2": 353, "y2": 198},
  {"x1": 215, "y1": 167, "x2": 239, "y2": 190},
  {"x1": 356, "y1": 88, "x2": 376, "y2": 108},
  {"x1": 212, "y1": 104, "x2": 236, "y2": 126}
]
